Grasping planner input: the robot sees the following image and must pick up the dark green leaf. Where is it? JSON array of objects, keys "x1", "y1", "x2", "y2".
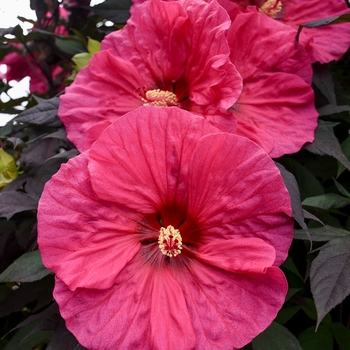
[
  {"x1": 0, "y1": 250, "x2": 50, "y2": 283},
  {"x1": 3, "y1": 321, "x2": 52, "y2": 350},
  {"x1": 91, "y1": 0, "x2": 131, "y2": 23},
  {"x1": 338, "y1": 135, "x2": 350, "y2": 177},
  {"x1": 276, "y1": 157, "x2": 324, "y2": 199},
  {"x1": 312, "y1": 64, "x2": 336, "y2": 105},
  {"x1": 55, "y1": 37, "x2": 86, "y2": 56},
  {"x1": 303, "y1": 209, "x2": 324, "y2": 225},
  {"x1": 282, "y1": 256, "x2": 303, "y2": 280},
  {"x1": 275, "y1": 306, "x2": 301, "y2": 325},
  {"x1": 302, "y1": 193, "x2": 350, "y2": 210},
  {"x1": 304, "y1": 121, "x2": 350, "y2": 171},
  {"x1": 333, "y1": 177, "x2": 350, "y2": 198},
  {"x1": 14, "y1": 97, "x2": 62, "y2": 127},
  {"x1": 330, "y1": 323, "x2": 350, "y2": 350},
  {"x1": 310, "y1": 237, "x2": 350, "y2": 327},
  {"x1": 47, "y1": 319, "x2": 86, "y2": 350},
  {"x1": 300, "y1": 297, "x2": 332, "y2": 324},
  {"x1": 0, "y1": 191, "x2": 38, "y2": 220},
  {"x1": 295, "y1": 225, "x2": 350, "y2": 241},
  {"x1": 252, "y1": 322, "x2": 302, "y2": 350},
  {"x1": 0, "y1": 275, "x2": 54, "y2": 317},
  {"x1": 298, "y1": 325, "x2": 333, "y2": 350}
]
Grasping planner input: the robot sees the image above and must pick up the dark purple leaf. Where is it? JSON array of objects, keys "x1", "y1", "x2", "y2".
[
  {"x1": 303, "y1": 121, "x2": 350, "y2": 171},
  {"x1": 47, "y1": 319, "x2": 86, "y2": 350},
  {"x1": 275, "y1": 162, "x2": 309, "y2": 233},
  {"x1": 310, "y1": 237, "x2": 350, "y2": 327},
  {"x1": 14, "y1": 97, "x2": 62, "y2": 127},
  {"x1": 318, "y1": 104, "x2": 350, "y2": 116},
  {"x1": 0, "y1": 191, "x2": 38, "y2": 220},
  {"x1": 91, "y1": 0, "x2": 131, "y2": 23},
  {"x1": 312, "y1": 64, "x2": 336, "y2": 105}
]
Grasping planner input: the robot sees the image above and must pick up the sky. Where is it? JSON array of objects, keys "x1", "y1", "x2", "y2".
[{"x1": 0, "y1": 0, "x2": 103, "y2": 125}]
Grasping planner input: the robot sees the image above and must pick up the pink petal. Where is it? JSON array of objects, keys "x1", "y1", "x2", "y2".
[
  {"x1": 281, "y1": 0, "x2": 350, "y2": 63},
  {"x1": 232, "y1": 72, "x2": 318, "y2": 157},
  {"x1": 102, "y1": 0, "x2": 189, "y2": 84},
  {"x1": 38, "y1": 152, "x2": 141, "y2": 291},
  {"x1": 228, "y1": 7, "x2": 313, "y2": 85},
  {"x1": 88, "y1": 106, "x2": 219, "y2": 213},
  {"x1": 54, "y1": 247, "x2": 195, "y2": 350},
  {"x1": 181, "y1": 0, "x2": 242, "y2": 111},
  {"x1": 102, "y1": 0, "x2": 242, "y2": 113},
  {"x1": 187, "y1": 133, "x2": 293, "y2": 265},
  {"x1": 58, "y1": 50, "x2": 149, "y2": 151},
  {"x1": 194, "y1": 237, "x2": 276, "y2": 274},
  {"x1": 173, "y1": 259, "x2": 288, "y2": 349},
  {"x1": 226, "y1": 7, "x2": 318, "y2": 157}
]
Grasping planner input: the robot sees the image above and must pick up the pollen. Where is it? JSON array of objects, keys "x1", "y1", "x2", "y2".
[
  {"x1": 158, "y1": 225, "x2": 182, "y2": 257},
  {"x1": 140, "y1": 88, "x2": 179, "y2": 107},
  {"x1": 258, "y1": 0, "x2": 282, "y2": 18}
]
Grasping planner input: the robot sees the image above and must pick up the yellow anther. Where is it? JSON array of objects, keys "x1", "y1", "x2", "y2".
[
  {"x1": 258, "y1": 0, "x2": 282, "y2": 18},
  {"x1": 158, "y1": 225, "x2": 182, "y2": 257},
  {"x1": 141, "y1": 89, "x2": 178, "y2": 107}
]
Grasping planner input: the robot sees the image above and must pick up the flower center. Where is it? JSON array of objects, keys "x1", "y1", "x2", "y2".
[
  {"x1": 158, "y1": 225, "x2": 182, "y2": 257},
  {"x1": 138, "y1": 88, "x2": 179, "y2": 107},
  {"x1": 258, "y1": 0, "x2": 282, "y2": 18}
]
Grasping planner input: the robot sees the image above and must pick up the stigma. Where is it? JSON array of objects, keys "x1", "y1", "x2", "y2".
[
  {"x1": 258, "y1": 0, "x2": 282, "y2": 18},
  {"x1": 137, "y1": 88, "x2": 179, "y2": 107},
  {"x1": 158, "y1": 225, "x2": 182, "y2": 257}
]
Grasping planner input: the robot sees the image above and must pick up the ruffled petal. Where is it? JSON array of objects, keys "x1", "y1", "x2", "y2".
[
  {"x1": 232, "y1": 72, "x2": 318, "y2": 157},
  {"x1": 103, "y1": 0, "x2": 242, "y2": 113},
  {"x1": 187, "y1": 133, "x2": 293, "y2": 265},
  {"x1": 58, "y1": 50, "x2": 149, "y2": 151},
  {"x1": 88, "y1": 106, "x2": 219, "y2": 213},
  {"x1": 226, "y1": 7, "x2": 317, "y2": 157},
  {"x1": 102, "y1": 0, "x2": 189, "y2": 84},
  {"x1": 228, "y1": 7, "x2": 313, "y2": 85},
  {"x1": 181, "y1": 0, "x2": 242, "y2": 111},
  {"x1": 281, "y1": 0, "x2": 350, "y2": 63},
  {"x1": 172, "y1": 258, "x2": 288, "y2": 349},
  {"x1": 54, "y1": 247, "x2": 195, "y2": 350},
  {"x1": 38, "y1": 152, "x2": 141, "y2": 291},
  {"x1": 194, "y1": 237, "x2": 276, "y2": 274}
]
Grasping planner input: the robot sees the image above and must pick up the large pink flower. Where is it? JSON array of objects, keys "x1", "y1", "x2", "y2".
[
  {"x1": 224, "y1": 4, "x2": 318, "y2": 158},
  {"x1": 226, "y1": 0, "x2": 350, "y2": 63},
  {"x1": 38, "y1": 107, "x2": 293, "y2": 349},
  {"x1": 58, "y1": 0, "x2": 242, "y2": 152}
]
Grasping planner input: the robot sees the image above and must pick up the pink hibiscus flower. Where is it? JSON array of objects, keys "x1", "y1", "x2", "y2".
[
  {"x1": 58, "y1": 0, "x2": 242, "y2": 152},
  {"x1": 225, "y1": 0, "x2": 350, "y2": 63},
  {"x1": 38, "y1": 107, "x2": 293, "y2": 349},
  {"x1": 0, "y1": 7, "x2": 69, "y2": 94},
  {"x1": 0, "y1": 48, "x2": 66, "y2": 94},
  {"x1": 224, "y1": 5, "x2": 318, "y2": 158}
]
